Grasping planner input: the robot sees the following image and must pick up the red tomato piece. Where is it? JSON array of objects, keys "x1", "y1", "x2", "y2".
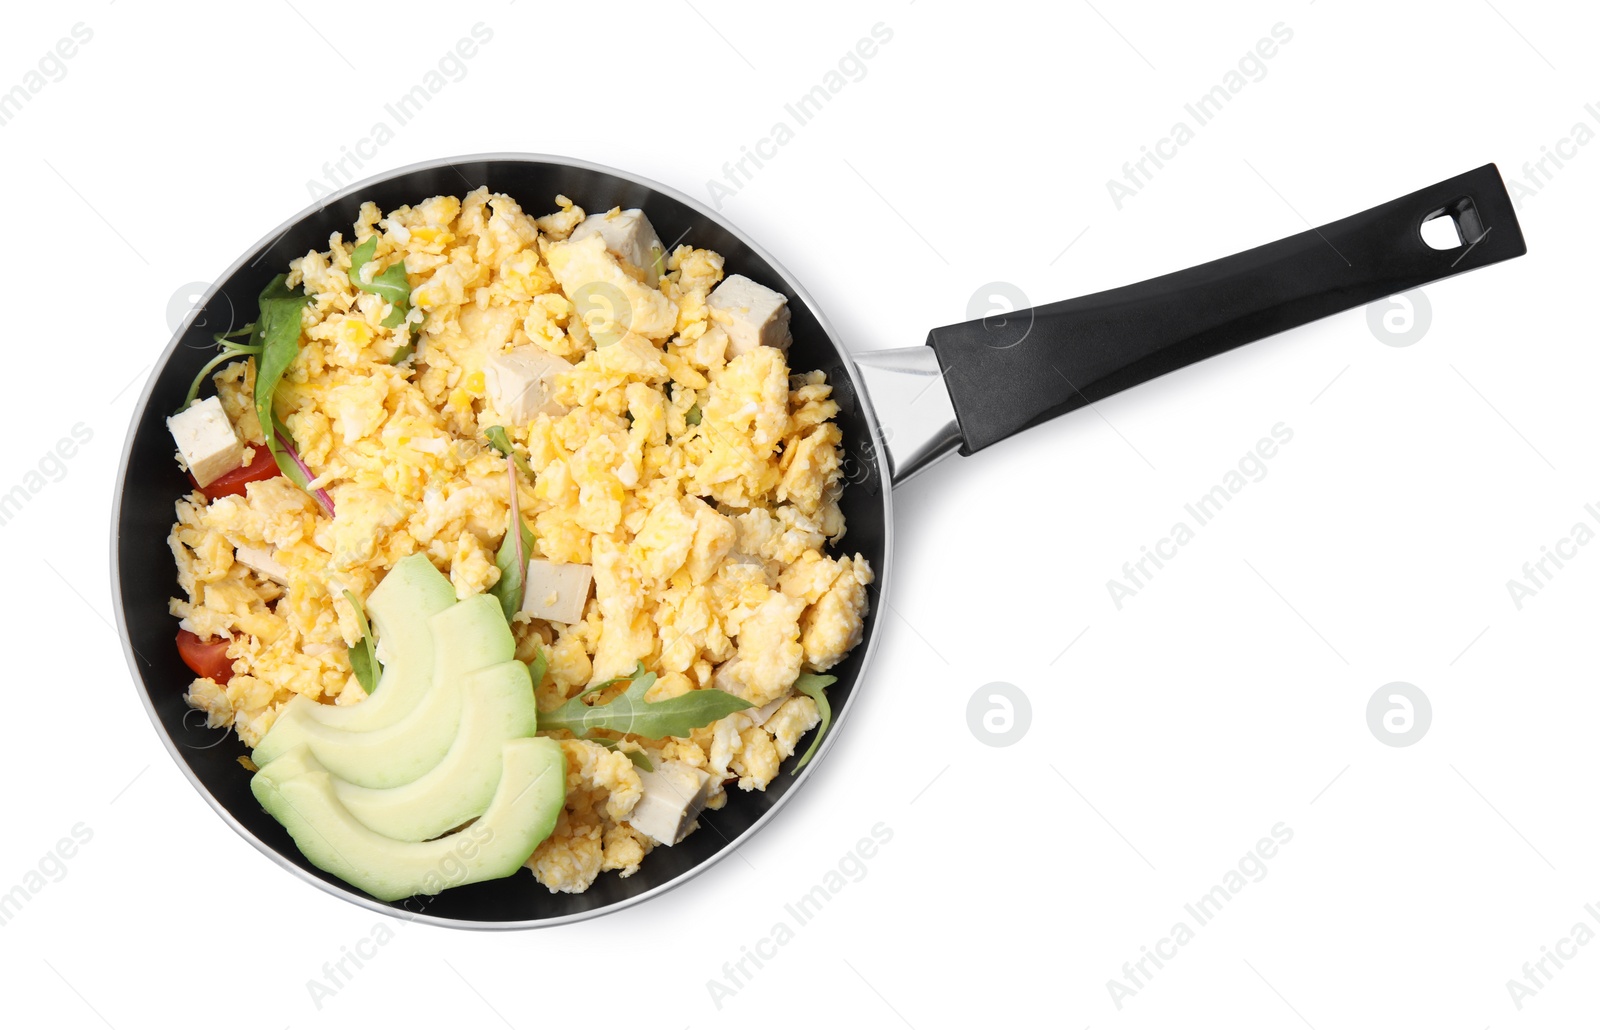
[
  {"x1": 190, "y1": 445, "x2": 280, "y2": 500},
  {"x1": 176, "y1": 629, "x2": 235, "y2": 684}
]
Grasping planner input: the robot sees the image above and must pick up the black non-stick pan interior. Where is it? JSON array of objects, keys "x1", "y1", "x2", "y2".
[{"x1": 113, "y1": 156, "x2": 889, "y2": 925}]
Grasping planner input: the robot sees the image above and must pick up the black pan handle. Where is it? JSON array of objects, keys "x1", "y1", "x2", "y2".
[{"x1": 927, "y1": 164, "x2": 1527, "y2": 455}]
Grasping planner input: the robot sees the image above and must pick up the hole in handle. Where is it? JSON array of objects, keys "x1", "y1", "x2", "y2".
[
  {"x1": 1420, "y1": 211, "x2": 1462, "y2": 249},
  {"x1": 1419, "y1": 196, "x2": 1485, "y2": 250}
]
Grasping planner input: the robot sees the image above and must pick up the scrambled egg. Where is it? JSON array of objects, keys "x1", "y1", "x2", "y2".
[{"x1": 169, "y1": 190, "x2": 873, "y2": 893}]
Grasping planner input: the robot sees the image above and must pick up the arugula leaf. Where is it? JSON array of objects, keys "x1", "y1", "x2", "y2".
[
  {"x1": 178, "y1": 319, "x2": 266, "y2": 413},
  {"x1": 791, "y1": 673, "x2": 837, "y2": 771},
  {"x1": 484, "y1": 425, "x2": 533, "y2": 479},
  {"x1": 343, "y1": 589, "x2": 381, "y2": 694},
  {"x1": 526, "y1": 642, "x2": 549, "y2": 691},
  {"x1": 539, "y1": 662, "x2": 752, "y2": 739},
  {"x1": 348, "y1": 236, "x2": 418, "y2": 363},
  {"x1": 567, "y1": 666, "x2": 638, "y2": 702},
  {"x1": 348, "y1": 236, "x2": 411, "y2": 330},
  {"x1": 270, "y1": 412, "x2": 334, "y2": 516},
  {"x1": 180, "y1": 345, "x2": 258, "y2": 412},
  {"x1": 385, "y1": 329, "x2": 416, "y2": 366},
  {"x1": 492, "y1": 510, "x2": 534, "y2": 620},
  {"x1": 491, "y1": 455, "x2": 534, "y2": 620},
  {"x1": 252, "y1": 275, "x2": 313, "y2": 496}
]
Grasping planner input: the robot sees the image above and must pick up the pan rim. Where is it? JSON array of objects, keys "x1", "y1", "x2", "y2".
[{"x1": 110, "y1": 151, "x2": 896, "y2": 929}]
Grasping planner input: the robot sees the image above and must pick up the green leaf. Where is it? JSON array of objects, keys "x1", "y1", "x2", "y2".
[
  {"x1": 791, "y1": 673, "x2": 836, "y2": 771},
  {"x1": 343, "y1": 589, "x2": 381, "y2": 694},
  {"x1": 252, "y1": 275, "x2": 312, "y2": 495},
  {"x1": 526, "y1": 643, "x2": 549, "y2": 692},
  {"x1": 484, "y1": 425, "x2": 533, "y2": 479},
  {"x1": 180, "y1": 347, "x2": 255, "y2": 412},
  {"x1": 348, "y1": 236, "x2": 411, "y2": 329},
  {"x1": 490, "y1": 444, "x2": 535, "y2": 621},
  {"x1": 387, "y1": 333, "x2": 416, "y2": 365},
  {"x1": 539, "y1": 662, "x2": 752, "y2": 740},
  {"x1": 685, "y1": 403, "x2": 702, "y2": 426},
  {"x1": 348, "y1": 646, "x2": 378, "y2": 695},
  {"x1": 177, "y1": 319, "x2": 263, "y2": 415},
  {"x1": 268, "y1": 412, "x2": 312, "y2": 492},
  {"x1": 267, "y1": 411, "x2": 334, "y2": 516},
  {"x1": 491, "y1": 506, "x2": 534, "y2": 621}
]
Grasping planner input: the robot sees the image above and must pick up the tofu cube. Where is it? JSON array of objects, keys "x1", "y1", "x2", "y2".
[
  {"x1": 167, "y1": 396, "x2": 243, "y2": 487},
  {"x1": 747, "y1": 691, "x2": 791, "y2": 728},
  {"x1": 707, "y1": 274, "x2": 792, "y2": 357},
  {"x1": 484, "y1": 346, "x2": 571, "y2": 427},
  {"x1": 571, "y1": 208, "x2": 666, "y2": 286},
  {"x1": 520, "y1": 559, "x2": 594, "y2": 624},
  {"x1": 628, "y1": 760, "x2": 714, "y2": 846},
  {"x1": 710, "y1": 658, "x2": 745, "y2": 695},
  {"x1": 234, "y1": 544, "x2": 289, "y2": 585}
]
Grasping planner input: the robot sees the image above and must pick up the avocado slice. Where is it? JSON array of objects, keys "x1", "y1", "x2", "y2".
[
  {"x1": 253, "y1": 554, "x2": 457, "y2": 772},
  {"x1": 335, "y1": 662, "x2": 537, "y2": 840},
  {"x1": 256, "y1": 661, "x2": 538, "y2": 841},
  {"x1": 251, "y1": 737, "x2": 566, "y2": 902},
  {"x1": 252, "y1": 594, "x2": 516, "y2": 789},
  {"x1": 306, "y1": 554, "x2": 457, "y2": 732}
]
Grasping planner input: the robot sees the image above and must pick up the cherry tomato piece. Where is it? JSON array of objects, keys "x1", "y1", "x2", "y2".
[
  {"x1": 176, "y1": 629, "x2": 235, "y2": 684},
  {"x1": 190, "y1": 446, "x2": 280, "y2": 500}
]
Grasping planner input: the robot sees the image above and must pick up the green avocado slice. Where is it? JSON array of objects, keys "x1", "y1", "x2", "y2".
[
  {"x1": 334, "y1": 662, "x2": 537, "y2": 840},
  {"x1": 251, "y1": 737, "x2": 566, "y2": 902},
  {"x1": 255, "y1": 661, "x2": 538, "y2": 841},
  {"x1": 305, "y1": 553, "x2": 457, "y2": 732},
  {"x1": 252, "y1": 593, "x2": 516, "y2": 788}
]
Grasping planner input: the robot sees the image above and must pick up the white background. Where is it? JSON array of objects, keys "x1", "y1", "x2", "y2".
[{"x1": 1, "y1": 0, "x2": 1595, "y2": 1026}]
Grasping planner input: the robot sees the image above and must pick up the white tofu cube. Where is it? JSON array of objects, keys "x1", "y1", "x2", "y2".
[
  {"x1": 710, "y1": 658, "x2": 744, "y2": 695},
  {"x1": 167, "y1": 396, "x2": 243, "y2": 487},
  {"x1": 571, "y1": 208, "x2": 666, "y2": 286},
  {"x1": 628, "y1": 760, "x2": 714, "y2": 846},
  {"x1": 707, "y1": 274, "x2": 792, "y2": 357},
  {"x1": 747, "y1": 692, "x2": 791, "y2": 727},
  {"x1": 484, "y1": 347, "x2": 572, "y2": 426},
  {"x1": 234, "y1": 544, "x2": 289, "y2": 585},
  {"x1": 520, "y1": 559, "x2": 594, "y2": 624}
]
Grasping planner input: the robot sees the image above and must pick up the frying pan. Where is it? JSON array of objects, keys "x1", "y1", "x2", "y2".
[{"x1": 113, "y1": 154, "x2": 1526, "y2": 928}]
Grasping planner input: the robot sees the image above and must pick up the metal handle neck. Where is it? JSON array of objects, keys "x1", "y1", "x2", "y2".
[{"x1": 851, "y1": 345, "x2": 961, "y2": 487}]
